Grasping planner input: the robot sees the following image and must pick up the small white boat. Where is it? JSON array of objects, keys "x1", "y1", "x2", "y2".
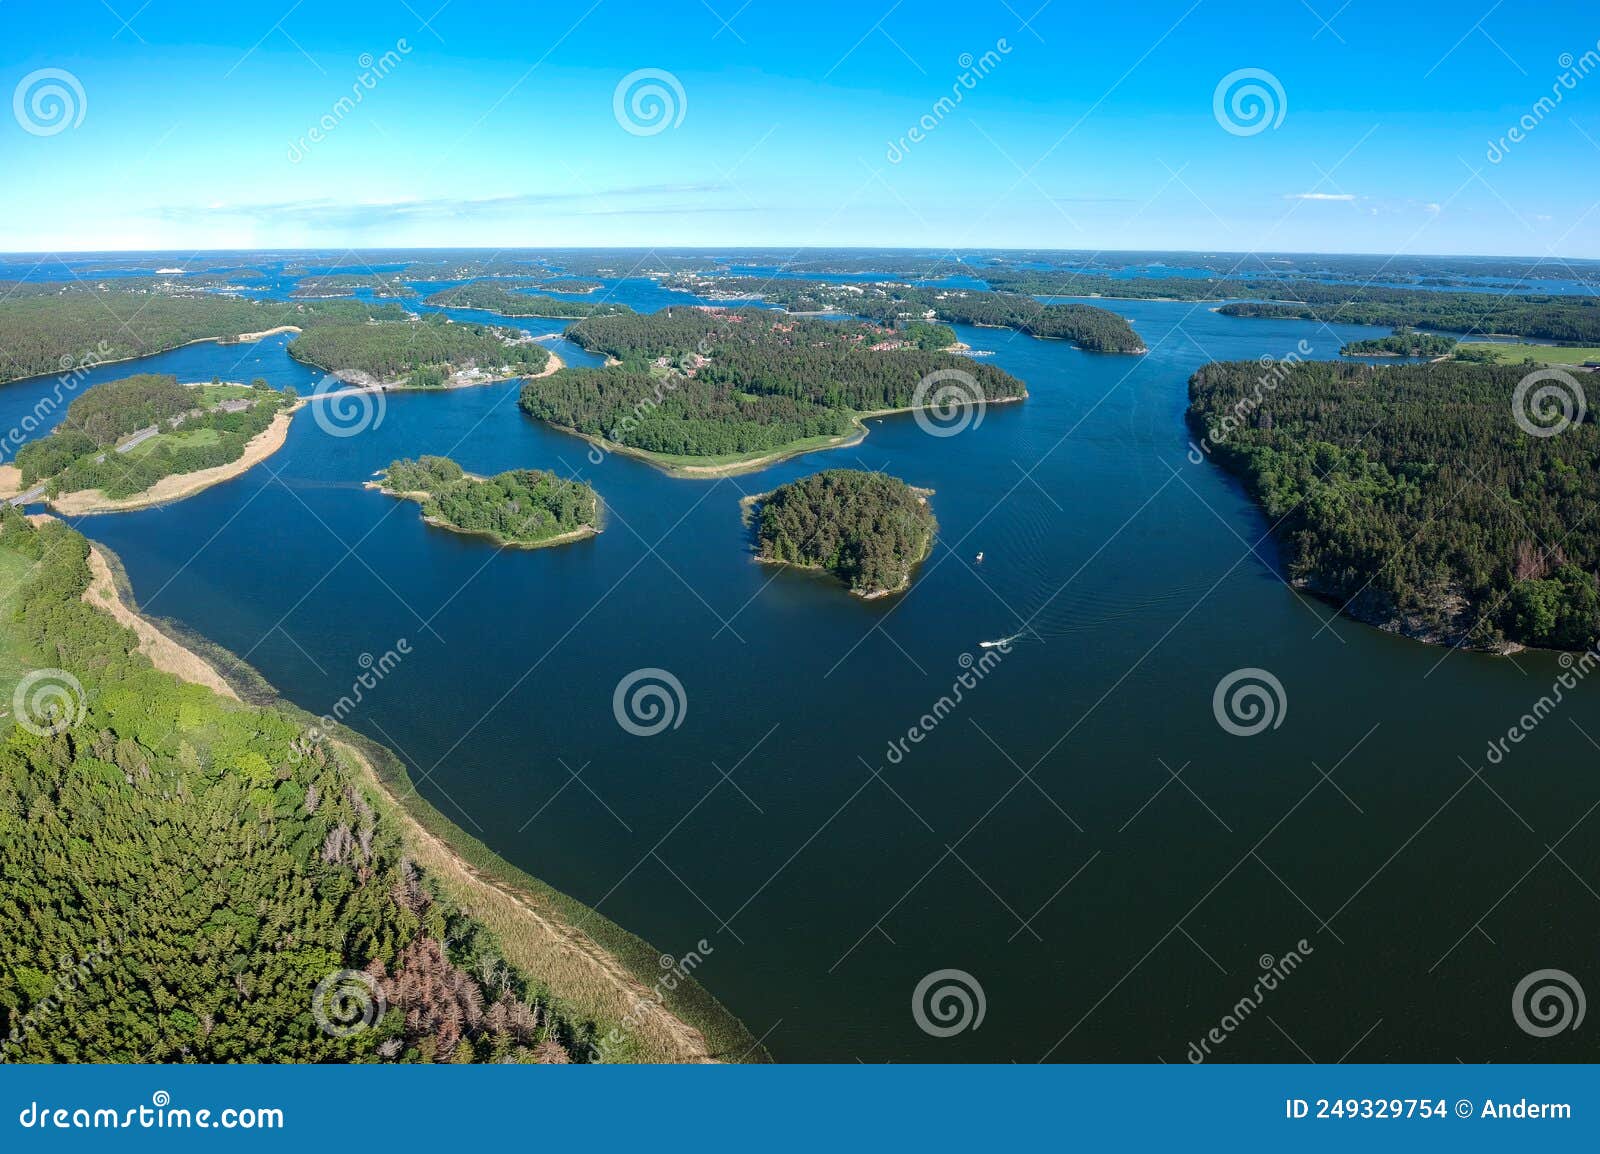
[{"x1": 975, "y1": 551, "x2": 984, "y2": 563}]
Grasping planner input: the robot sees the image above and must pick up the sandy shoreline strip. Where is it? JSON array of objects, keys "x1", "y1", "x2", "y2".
[
  {"x1": 82, "y1": 543, "x2": 240, "y2": 699},
  {"x1": 48, "y1": 406, "x2": 298, "y2": 515}
]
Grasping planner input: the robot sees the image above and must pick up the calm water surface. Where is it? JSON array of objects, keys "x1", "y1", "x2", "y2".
[{"x1": 11, "y1": 283, "x2": 1598, "y2": 1062}]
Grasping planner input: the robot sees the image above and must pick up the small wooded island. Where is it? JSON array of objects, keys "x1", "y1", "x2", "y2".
[
  {"x1": 372, "y1": 455, "x2": 600, "y2": 548},
  {"x1": 749, "y1": 469, "x2": 937, "y2": 598},
  {"x1": 1340, "y1": 329, "x2": 1457, "y2": 358},
  {"x1": 12, "y1": 373, "x2": 297, "y2": 513}
]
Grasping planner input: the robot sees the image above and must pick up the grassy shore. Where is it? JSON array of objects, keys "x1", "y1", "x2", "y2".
[
  {"x1": 1455, "y1": 342, "x2": 1600, "y2": 366},
  {"x1": 46, "y1": 404, "x2": 299, "y2": 516}
]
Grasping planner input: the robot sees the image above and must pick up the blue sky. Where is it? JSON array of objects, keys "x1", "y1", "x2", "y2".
[{"x1": 3, "y1": 0, "x2": 1599, "y2": 257}]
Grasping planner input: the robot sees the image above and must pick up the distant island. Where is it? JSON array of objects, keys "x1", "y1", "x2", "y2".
[
  {"x1": 9, "y1": 373, "x2": 297, "y2": 514},
  {"x1": 1340, "y1": 329, "x2": 1457, "y2": 358},
  {"x1": 290, "y1": 272, "x2": 417, "y2": 299},
  {"x1": 663, "y1": 275, "x2": 1147, "y2": 353},
  {"x1": 371, "y1": 455, "x2": 600, "y2": 548},
  {"x1": 518, "y1": 306, "x2": 1027, "y2": 475},
  {"x1": 1188, "y1": 359, "x2": 1600, "y2": 652},
  {"x1": 424, "y1": 283, "x2": 631, "y2": 319},
  {"x1": 747, "y1": 469, "x2": 937, "y2": 598},
  {"x1": 288, "y1": 314, "x2": 553, "y2": 387}
]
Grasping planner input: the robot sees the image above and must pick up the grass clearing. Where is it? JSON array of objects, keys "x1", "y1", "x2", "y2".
[
  {"x1": 1457, "y1": 342, "x2": 1600, "y2": 367},
  {"x1": 126, "y1": 426, "x2": 223, "y2": 457}
]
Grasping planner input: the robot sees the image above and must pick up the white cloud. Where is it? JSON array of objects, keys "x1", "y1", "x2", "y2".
[{"x1": 1284, "y1": 192, "x2": 1357, "y2": 201}]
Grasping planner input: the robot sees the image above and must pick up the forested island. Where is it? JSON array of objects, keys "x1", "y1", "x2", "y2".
[
  {"x1": 290, "y1": 273, "x2": 416, "y2": 298},
  {"x1": 1187, "y1": 359, "x2": 1600, "y2": 651},
  {"x1": 1340, "y1": 329, "x2": 1458, "y2": 358},
  {"x1": 749, "y1": 469, "x2": 937, "y2": 597},
  {"x1": 372, "y1": 456, "x2": 600, "y2": 547},
  {"x1": 0, "y1": 512, "x2": 756, "y2": 1061},
  {"x1": 665, "y1": 275, "x2": 1146, "y2": 353},
  {"x1": 0, "y1": 284, "x2": 411, "y2": 385},
  {"x1": 13, "y1": 374, "x2": 296, "y2": 512},
  {"x1": 423, "y1": 283, "x2": 631, "y2": 318},
  {"x1": 288, "y1": 314, "x2": 551, "y2": 387},
  {"x1": 519, "y1": 306, "x2": 1027, "y2": 474}
]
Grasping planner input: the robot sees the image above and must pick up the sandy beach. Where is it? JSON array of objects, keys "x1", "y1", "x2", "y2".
[
  {"x1": 48, "y1": 407, "x2": 297, "y2": 515},
  {"x1": 82, "y1": 543, "x2": 240, "y2": 699}
]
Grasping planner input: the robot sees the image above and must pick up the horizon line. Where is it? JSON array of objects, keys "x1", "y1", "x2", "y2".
[{"x1": 5, "y1": 244, "x2": 1599, "y2": 264}]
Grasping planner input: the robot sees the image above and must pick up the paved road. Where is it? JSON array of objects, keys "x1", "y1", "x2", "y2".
[{"x1": 9, "y1": 424, "x2": 159, "y2": 507}]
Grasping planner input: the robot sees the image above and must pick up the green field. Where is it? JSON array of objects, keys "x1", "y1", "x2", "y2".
[
  {"x1": 195, "y1": 383, "x2": 256, "y2": 403},
  {"x1": 125, "y1": 426, "x2": 222, "y2": 457},
  {"x1": 1456, "y1": 342, "x2": 1600, "y2": 366}
]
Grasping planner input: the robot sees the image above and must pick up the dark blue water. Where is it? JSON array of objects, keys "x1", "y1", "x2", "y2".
[{"x1": 9, "y1": 283, "x2": 1597, "y2": 1064}]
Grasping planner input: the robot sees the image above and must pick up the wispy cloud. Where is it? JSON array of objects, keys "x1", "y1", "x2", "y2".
[
  {"x1": 149, "y1": 184, "x2": 745, "y2": 230},
  {"x1": 1284, "y1": 192, "x2": 1357, "y2": 201}
]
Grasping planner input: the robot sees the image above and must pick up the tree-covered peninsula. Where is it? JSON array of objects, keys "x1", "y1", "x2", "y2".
[
  {"x1": 14, "y1": 374, "x2": 295, "y2": 507},
  {"x1": 1187, "y1": 359, "x2": 1600, "y2": 651},
  {"x1": 0, "y1": 512, "x2": 760, "y2": 1062},
  {"x1": 0, "y1": 284, "x2": 411, "y2": 386},
  {"x1": 751, "y1": 469, "x2": 937, "y2": 598},
  {"x1": 375, "y1": 455, "x2": 600, "y2": 547},
  {"x1": 0, "y1": 514, "x2": 574, "y2": 1061},
  {"x1": 518, "y1": 307, "x2": 1026, "y2": 473},
  {"x1": 423, "y1": 283, "x2": 630, "y2": 318},
  {"x1": 288, "y1": 314, "x2": 550, "y2": 387}
]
